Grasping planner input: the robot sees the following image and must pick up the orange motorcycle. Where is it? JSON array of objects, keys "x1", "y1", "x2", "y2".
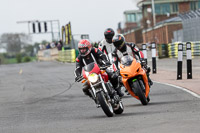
[{"x1": 119, "y1": 55, "x2": 150, "y2": 105}]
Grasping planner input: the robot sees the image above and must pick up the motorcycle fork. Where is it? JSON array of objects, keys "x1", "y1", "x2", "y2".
[
  {"x1": 88, "y1": 74, "x2": 111, "y2": 105},
  {"x1": 99, "y1": 74, "x2": 111, "y2": 102}
]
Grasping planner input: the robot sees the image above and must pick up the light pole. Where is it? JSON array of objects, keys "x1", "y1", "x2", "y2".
[
  {"x1": 151, "y1": 0, "x2": 156, "y2": 43},
  {"x1": 151, "y1": 0, "x2": 156, "y2": 26}
]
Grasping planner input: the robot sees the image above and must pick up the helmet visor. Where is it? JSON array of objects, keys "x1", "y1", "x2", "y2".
[
  {"x1": 79, "y1": 47, "x2": 88, "y2": 56},
  {"x1": 105, "y1": 34, "x2": 113, "y2": 43}
]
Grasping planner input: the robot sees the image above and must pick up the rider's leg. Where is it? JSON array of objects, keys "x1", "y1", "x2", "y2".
[
  {"x1": 140, "y1": 59, "x2": 153, "y2": 86},
  {"x1": 107, "y1": 70, "x2": 124, "y2": 97},
  {"x1": 82, "y1": 82, "x2": 92, "y2": 97}
]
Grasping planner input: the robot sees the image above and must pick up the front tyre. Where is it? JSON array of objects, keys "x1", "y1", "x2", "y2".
[
  {"x1": 97, "y1": 91, "x2": 114, "y2": 117},
  {"x1": 132, "y1": 80, "x2": 148, "y2": 105}
]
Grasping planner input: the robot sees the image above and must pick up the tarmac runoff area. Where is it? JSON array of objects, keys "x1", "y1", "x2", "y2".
[{"x1": 148, "y1": 57, "x2": 200, "y2": 98}]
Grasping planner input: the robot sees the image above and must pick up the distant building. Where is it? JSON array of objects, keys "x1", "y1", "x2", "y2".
[
  {"x1": 118, "y1": 10, "x2": 143, "y2": 43},
  {"x1": 118, "y1": 10, "x2": 142, "y2": 32},
  {"x1": 119, "y1": 0, "x2": 200, "y2": 45}
]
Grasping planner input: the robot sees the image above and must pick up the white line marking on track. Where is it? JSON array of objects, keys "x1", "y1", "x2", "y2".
[{"x1": 154, "y1": 81, "x2": 200, "y2": 99}]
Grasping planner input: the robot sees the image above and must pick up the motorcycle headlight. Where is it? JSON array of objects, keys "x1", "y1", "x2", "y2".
[{"x1": 88, "y1": 73, "x2": 98, "y2": 83}]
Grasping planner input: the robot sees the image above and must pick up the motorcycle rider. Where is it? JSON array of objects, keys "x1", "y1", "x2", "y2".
[
  {"x1": 99, "y1": 28, "x2": 148, "y2": 95},
  {"x1": 74, "y1": 39, "x2": 124, "y2": 97},
  {"x1": 99, "y1": 28, "x2": 145, "y2": 69},
  {"x1": 112, "y1": 34, "x2": 153, "y2": 86},
  {"x1": 99, "y1": 28, "x2": 119, "y2": 68},
  {"x1": 98, "y1": 28, "x2": 115, "y2": 56}
]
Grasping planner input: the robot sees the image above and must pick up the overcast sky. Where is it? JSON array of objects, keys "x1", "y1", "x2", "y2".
[{"x1": 0, "y1": 0, "x2": 140, "y2": 43}]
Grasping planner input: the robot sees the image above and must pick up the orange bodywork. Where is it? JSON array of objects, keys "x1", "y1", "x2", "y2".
[{"x1": 120, "y1": 59, "x2": 150, "y2": 100}]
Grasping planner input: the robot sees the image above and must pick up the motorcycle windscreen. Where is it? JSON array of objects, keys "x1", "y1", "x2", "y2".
[
  {"x1": 121, "y1": 55, "x2": 133, "y2": 66},
  {"x1": 83, "y1": 62, "x2": 100, "y2": 74}
]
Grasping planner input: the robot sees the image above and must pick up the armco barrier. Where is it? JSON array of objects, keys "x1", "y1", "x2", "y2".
[
  {"x1": 37, "y1": 48, "x2": 76, "y2": 62},
  {"x1": 168, "y1": 42, "x2": 200, "y2": 58},
  {"x1": 58, "y1": 49, "x2": 76, "y2": 62},
  {"x1": 38, "y1": 48, "x2": 58, "y2": 61}
]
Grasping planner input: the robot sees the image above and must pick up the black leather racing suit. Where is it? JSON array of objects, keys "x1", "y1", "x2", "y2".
[
  {"x1": 112, "y1": 42, "x2": 142, "y2": 69},
  {"x1": 74, "y1": 48, "x2": 121, "y2": 96}
]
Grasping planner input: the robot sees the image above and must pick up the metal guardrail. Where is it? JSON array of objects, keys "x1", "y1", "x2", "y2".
[{"x1": 58, "y1": 49, "x2": 76, "y2": 63}]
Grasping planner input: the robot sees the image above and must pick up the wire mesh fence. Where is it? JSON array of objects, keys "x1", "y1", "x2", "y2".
[{"x1": 179, "y1": 9, "x2": 200, "y2": 42}]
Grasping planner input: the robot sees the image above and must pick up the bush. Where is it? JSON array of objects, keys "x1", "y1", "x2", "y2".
[
  {"x1": 16, "y1": 53, "x2": 22, "y2": 63},
  {"x1": 23, "y1": 56, "x2": 31, "y2": 62}
]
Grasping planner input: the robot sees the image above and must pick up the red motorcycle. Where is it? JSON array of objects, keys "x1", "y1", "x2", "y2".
[{"x1": 77, "y1": 59, "x2": 124, "y2": 117}]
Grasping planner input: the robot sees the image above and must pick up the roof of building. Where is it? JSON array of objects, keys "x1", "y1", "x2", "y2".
[
  {"x1": 123, "y1": 10, "x2": 142, "y2": 14},
  {"x1": 156, "y1": 16, "x2": 182, "y2": 26},
  {"x1": 137, "y1": 0, "x2": 197, "y2": 7},
  {"x1": 142, "y1": 16, "x2": 182, "y2": 33}
]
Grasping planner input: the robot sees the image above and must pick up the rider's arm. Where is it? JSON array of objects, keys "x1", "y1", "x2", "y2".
[
  {"x1": 112, "y1": 48, "x2": 120, "y2": 69},
  {"x1": 92, "y1": 48, "x2": 110, "y2": 66},
  {"x1": 74, "y1": 55, "x2": 83, "y2": 78},
  {"x1": 125, "y1": 42, "x2": 144, "y2": 60},
  {"x1": 98, "y1": 40, "x2": 108, "y2": 55}
]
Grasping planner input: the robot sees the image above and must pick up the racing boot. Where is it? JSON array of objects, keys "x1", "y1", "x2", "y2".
[
  {"x1": 116, "y1": 86, "x2": 124, "y2": 98},
  {"x1": 146, "y1": 66, "x2": 153, "y2": 86},
  {"x1": 141, "y1": 60, "x2": 153, "y2": 87},
  {"x1": 114, "y1": 75, "x2": 124, "y2": 97},
  {"x1": 115, "y1": 78, "x2": 124, "y2": 97},
  {"x1": 110, "y1": 90, "x2": 120, "y2": 104},
  {"x1": 110, "y1": 73, "x2": 124, "y2": 97},
  {"x1": 82, "y1": 83, "x2": 92, "y2": 98}
]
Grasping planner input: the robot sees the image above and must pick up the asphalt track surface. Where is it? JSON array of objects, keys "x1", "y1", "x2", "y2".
[{"x1": 0, "y1": 61, "x2": 200, "y2": 133}]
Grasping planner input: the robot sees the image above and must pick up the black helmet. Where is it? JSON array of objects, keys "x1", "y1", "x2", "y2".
[
  {"x1": 104, "y1": 28, "x2": 115, "y2": 44},
  {"x1": 112, "y1": 34, "x2": 126, "y2": 52}
]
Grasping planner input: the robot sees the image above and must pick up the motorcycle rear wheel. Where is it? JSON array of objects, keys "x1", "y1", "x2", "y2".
[
  {"x1": 97, "y1": 91, "x2": 114, "y2": 117},
  {"x1": 114, "y1": 101, "x2": 124, "y2": 114}
]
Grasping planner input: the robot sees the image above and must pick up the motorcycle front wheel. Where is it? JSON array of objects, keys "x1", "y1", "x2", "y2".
[
  {"x1": 97, "y1": 91, "x2": 114, "y2": 117},
  {"x1": 132, "y1": 80, "x2": 148, "y2": 105}
]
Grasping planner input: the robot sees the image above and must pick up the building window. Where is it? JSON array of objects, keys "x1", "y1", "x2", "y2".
[
  {"x1": 137, "y1": 13, "x2": 142, "y2": 23},
  {"x1": 162, "y1": 3, "x2": 171, "y2": 14},
  {"x1": 190, "y1": 1, "x2": 198, "y2": 11},
  {"x1": 155, "y1": 3, "x2": 170, "y2": 15},
  {"x1": 171, "y1": 3, "x2": 178, "y2": 13},
  {"x1": 126, "y1": 14, "x2": 136, "y2": 22},
  {"x1": 155, "y1": 4, "x2": 161, "y2": 14},
  {"x1": 198, "y1": 0, "x2": 200, "y2": 8}
]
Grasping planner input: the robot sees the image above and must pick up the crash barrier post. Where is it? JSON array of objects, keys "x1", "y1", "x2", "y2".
[
  {"x1": 142, "y1": 44, "x2": 147, "y2": 64},
  {"x1": 177, "y1": 43, "x2": 183, "y2": 80},
  {"x1": 151, "y1": 42, "x2": 157, "y2": 74},
  {"x1": 186, "y1": 42, "x2": 192, "y2": 79}
]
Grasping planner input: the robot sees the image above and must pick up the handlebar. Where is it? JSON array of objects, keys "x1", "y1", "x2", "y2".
[
  {"x1": 75, "y1": 76, "x2": 84, "y2": 82},
  {"x1": 100, "y1": 64, "x2": 110, "y2": 70}
]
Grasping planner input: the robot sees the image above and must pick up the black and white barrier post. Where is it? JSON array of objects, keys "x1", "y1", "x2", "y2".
[
  {"x1": 177, "y1": 43, "x2": 183, "y2": 80},
  {"x1": 186, "y1": 42, "x2": 192, "y2": 79},
  {"x1": 151, "y1": 42, "x2": 157, "y2": 74},
  {"x1": 142, "y1": 44, "x2": 147, "y2": 64}
]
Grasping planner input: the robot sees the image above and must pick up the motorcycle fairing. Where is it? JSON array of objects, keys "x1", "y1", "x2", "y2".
[{"x1": 120, "y1": 59, "x2": 150, "y2": 99}]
